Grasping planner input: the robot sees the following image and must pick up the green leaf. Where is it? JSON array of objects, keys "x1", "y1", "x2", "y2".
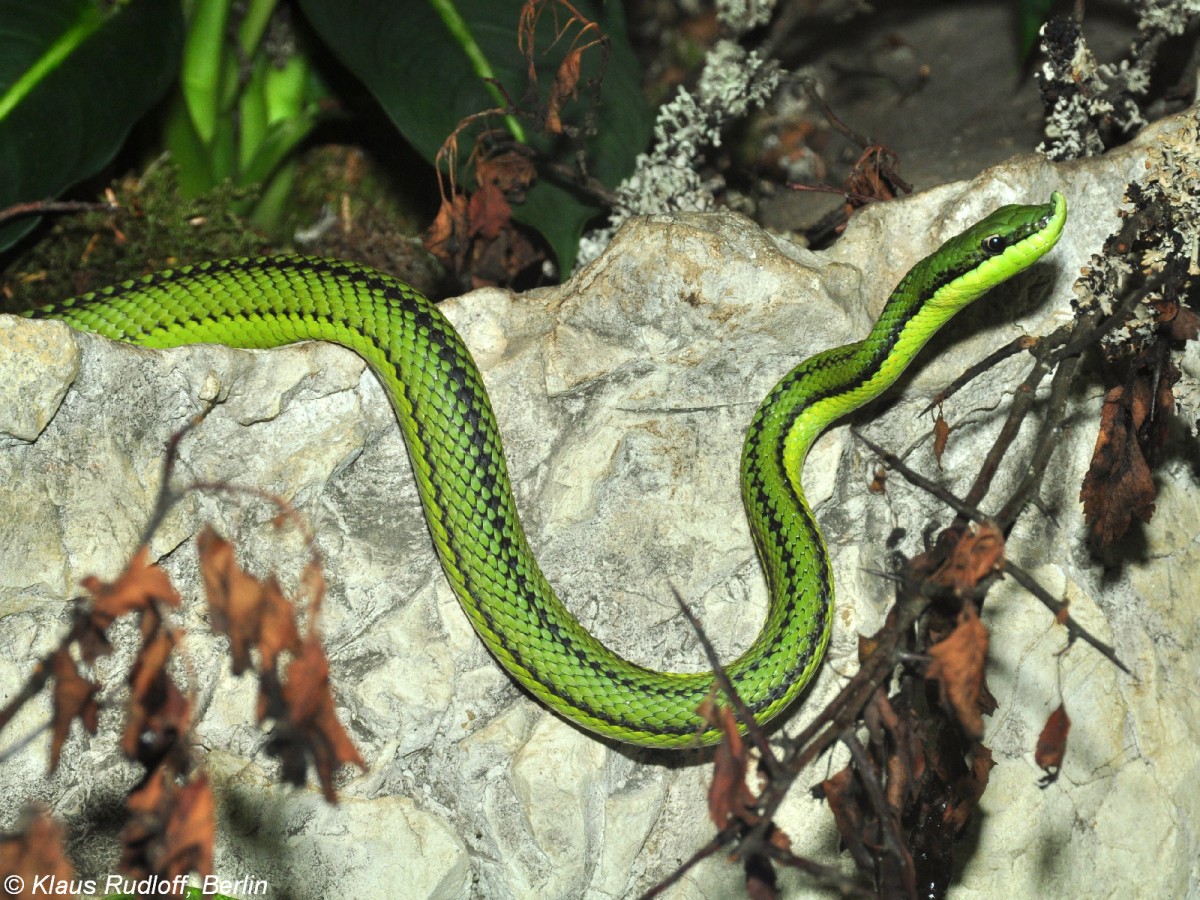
[
  {"x1": 295, "y1": 0, "x2": 651, "y2": 273},
  {"x1": 1016, "y1": 0, "x2": 1056, "y2": 61},
  {"x1": 426, "y1": 0, "x2": 526, "y2": 143},
  {"x1": 239, "y1": 56, "x2": 271, "y2": 172},
  {"x1": 236, "y1": 0, "x2": 278, "y2": 57},
  {"x1": 180, "y1": 0, "x2": 233, "y2": 144},
  {"x1": 240, "y1": 112, "x2": 320, "y2": 186},
  {"x1": 0, "y1": 1, "x2": 106, "y2": 119},
  {"x1": 0, "y1": 0, "x2": 184, "y2": 252}
]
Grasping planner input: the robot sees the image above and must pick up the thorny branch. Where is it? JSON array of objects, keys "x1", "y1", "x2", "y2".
[{"x1": 854, "y1": 433, "x2": 1128, "y2": 676}]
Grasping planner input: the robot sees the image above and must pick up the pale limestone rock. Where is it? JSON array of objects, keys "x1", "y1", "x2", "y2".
[
  {"x1": 0, "y1": 315, "x2": 78, "y2": 445},
  {"x1": 1, "y1": 120, "x2": 1197, "y2": 897}
]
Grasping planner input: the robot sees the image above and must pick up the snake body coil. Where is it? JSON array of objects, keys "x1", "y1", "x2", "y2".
[{"x1": 31, "y1": 193, "x2": 1066, "y2": 748}]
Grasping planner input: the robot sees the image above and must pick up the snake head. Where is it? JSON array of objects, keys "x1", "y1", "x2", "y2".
[{"x1": 919, "y1": 191, "x2": 1068, "y2": 313}]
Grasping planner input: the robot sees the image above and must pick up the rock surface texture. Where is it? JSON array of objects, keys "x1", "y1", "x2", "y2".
[{"x1": 2, "y1": 120, "x2": 1198, "y2": 896}]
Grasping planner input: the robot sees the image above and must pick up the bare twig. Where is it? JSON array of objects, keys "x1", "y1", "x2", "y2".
[
  {"x1": 639, "y1": 829, "x2": 737, "y2": 899},
  {"x1": 852, "y1": 429, "x2": 988, "y2": 523},
  {"x1": 921, "y1": 335, "x2": 1038, "y2": 415},
  {"x1": 1004, "y1": 561, "x2": 1130, "y2": 674},
  {"x1": 0, "y1": 199, "x2": 117, "y2": 229},
  {"x1": 855, "y1": 419, "x2": 1130, "y2": 676},
  {"x1": 670, "y1": 588, "x2": 784, "y2": 780}
]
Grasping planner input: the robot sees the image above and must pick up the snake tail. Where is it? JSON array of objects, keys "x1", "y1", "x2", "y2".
[{"x1": 29, "y1": 192, "x2": 1066, "y2": 748}]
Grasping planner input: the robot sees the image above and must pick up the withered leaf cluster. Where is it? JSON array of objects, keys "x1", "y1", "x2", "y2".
[
  {"x1": 1081, "y1": 300, "x2": 1199, "y2": 547},
  {"x1": 426, "y1": 149, "x2": 542, "y2": 288},
  {"x1": 1, "y1": 546, "x2": 211, "y2": 898},
  {"x1": 424, "y1": 0, "x2": 610, "y2": 286},
  {"x1": 0, "y1": 810, "x2": 74, "y2": 900},
  {"x1": 1, "y1": 515, "x2": 364, "y2": 892},
  {"x1": 198, "y1": 527, "x2": 365, "y2": 803}
]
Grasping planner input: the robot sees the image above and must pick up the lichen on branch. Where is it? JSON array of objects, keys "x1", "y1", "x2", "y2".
[{"x1": 576, "y1": 40, "x2": 779, "y2": 267}]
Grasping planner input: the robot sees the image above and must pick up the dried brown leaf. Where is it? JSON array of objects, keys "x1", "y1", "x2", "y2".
[
  {"x1": 198, "y1": 527, "x2": 265, "y2": 674},
  {"x1": 817, "y1": 766, "x2": 871, "y2": 871},
  {"x1": 424, "y1": 194, "x2": 472, "y2": 272},
  {"x1": 857, "y1": 632, "x2": 880, "y2": 664},
  {"x1": 470, "y1": 152, "x2": 535, "y2": 242},
  {"x1": 932, "y1": 413, "x2": 950, "y2": 467},
  {"x1": 925, "y1": 603, "x2": 989, "y2": 739},
  {"x1": 1167, "y1": 304, "x2": 1198, "y2": 341},
  {"x1": 122, "y1": 629, "x2": 190, "y2": 767},
  {"x1": 269, "y1": 636, "x2": 365, "y2": 801},
  {"x1": 1035, "y1": 703, "x2": 1071, "y2": 786},
  {"x1": 81, "y1": 545, "x2": 180, "y2": 635},
  {"x1": 1080, "y1": 383, "x2": 1158, "y2": 546},
  {"x1": 942, "y1": 745, "x2": 995, "y2": 833},
  {"x1": 258, "y1": 576, "x2": 303, "y2": 673},
  {"x1": 424, "y1": 154, "x2": 543, "y2": 287},
  {"x1": 197, "y1": 528, "x2": 302, "y2": 675},
  {"x1": 122, "y1": 770, "x2": 214, "y2": 888},
  {"x1": 467, "y1": 180, "x2": 513, "y2": 242},
  {"x1": 475, "y1": 151, "x2": 536, "y2": 199},
  {"x1": 47, "y1": 648, "x2": 99, "y2": 773},
  {"x1": 977, "y1": 679, "x2": 998, "y2": 718},
  {"x1": 699, "y1": 698, "x2": 760, "y2": 829},
  {"x1": 516, "y1": 0, "x2": 540, "y2": 81},
  {"x1": 0, "y1": 807, "x2": 74, "y2": 897},
  {"x1": 866, "y1": 692, "x2": 919, "y2": 813},
  {"x1": 868, "y1": 466, "x2": 887, "y2": 494},
  {"x1": 546, "y1": 46, "x2": 584, "y2": 134},
  {"x1": 468, "y1": 223, "x2": 543, "y2": 288},
  {"x1": 932, "y1": 524, "x2": 1006, "y2": 596},
  {"x1": 160, "y1": 774, "x2": 215, "y2": 881},
  {"x1": 1155, "y1": 296, "x2": 1200, "y2": 342}
]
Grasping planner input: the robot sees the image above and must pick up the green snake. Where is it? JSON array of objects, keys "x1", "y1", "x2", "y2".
[{"x1": 28, "y1": 192, "x2": 1066, "y2": 748}]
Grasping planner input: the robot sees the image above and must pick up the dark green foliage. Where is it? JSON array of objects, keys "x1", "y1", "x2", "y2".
[
  {"x1": 0, "y1": 0, "x2": 183, "y2": 252},
  {"x1": 296, "y1": 0, "x2": 652, "y2": 271}
]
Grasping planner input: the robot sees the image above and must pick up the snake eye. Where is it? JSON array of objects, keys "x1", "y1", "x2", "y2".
[{"x1": 981, "y1": 234, "x2": 1006, "y2": 255}]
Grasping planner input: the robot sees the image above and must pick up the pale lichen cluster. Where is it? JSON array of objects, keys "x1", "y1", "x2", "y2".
[
  {"x1": 1041, "y1": 1, "x2": 1200, "y2": 434},
  {"x1": 575, "y1": 40, "x2": 780, "y2": 267},
  {"x1": 1073, "y1": 110, "x2": 1199, "y2": 305},
  {"x1": 1038, "y1": 0, "x2": 1200, "y2": 161},
  {"x1": 1071, "y1": 110, "x2": 1200, "y2": 432},
  {"x1": 716, "y1": 0, "x2": 776, "y2": 33}
]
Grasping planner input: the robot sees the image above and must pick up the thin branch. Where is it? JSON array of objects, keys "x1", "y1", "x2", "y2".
[
  {"x1": 855, "y1": 414, "x2": 1130, "y2": 676},
  {"x1": 1004, "y1": 561, "x2": 1130, "y2": 674},
  {"x1": 670, "y1": 588, "x2": 784, "y2": 782},
  {"x1": 764, "y1": 843, "x2": 876, "y2": 898},
  {"x1": 961, "y1": 273, "x2": 1164, "y2": 515},
  {"x1": 922, "y1": 335, "x2": 1038, "y2": 415},
  {"x1": 852, "y1": 428, "x2": 989, "y2": 523},
  {"x1": 993, "y1": 352, "x2": 1080, "y2": 530},
  {"x1": 0, "y1": 199, "x2": 117, "y2": 229},
  {"x1": 639, "y1": 828, "x2": 738, "y2": 899},
  {"x1": 137, "y1": 404, "x2": 215, "y2": 547}
]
